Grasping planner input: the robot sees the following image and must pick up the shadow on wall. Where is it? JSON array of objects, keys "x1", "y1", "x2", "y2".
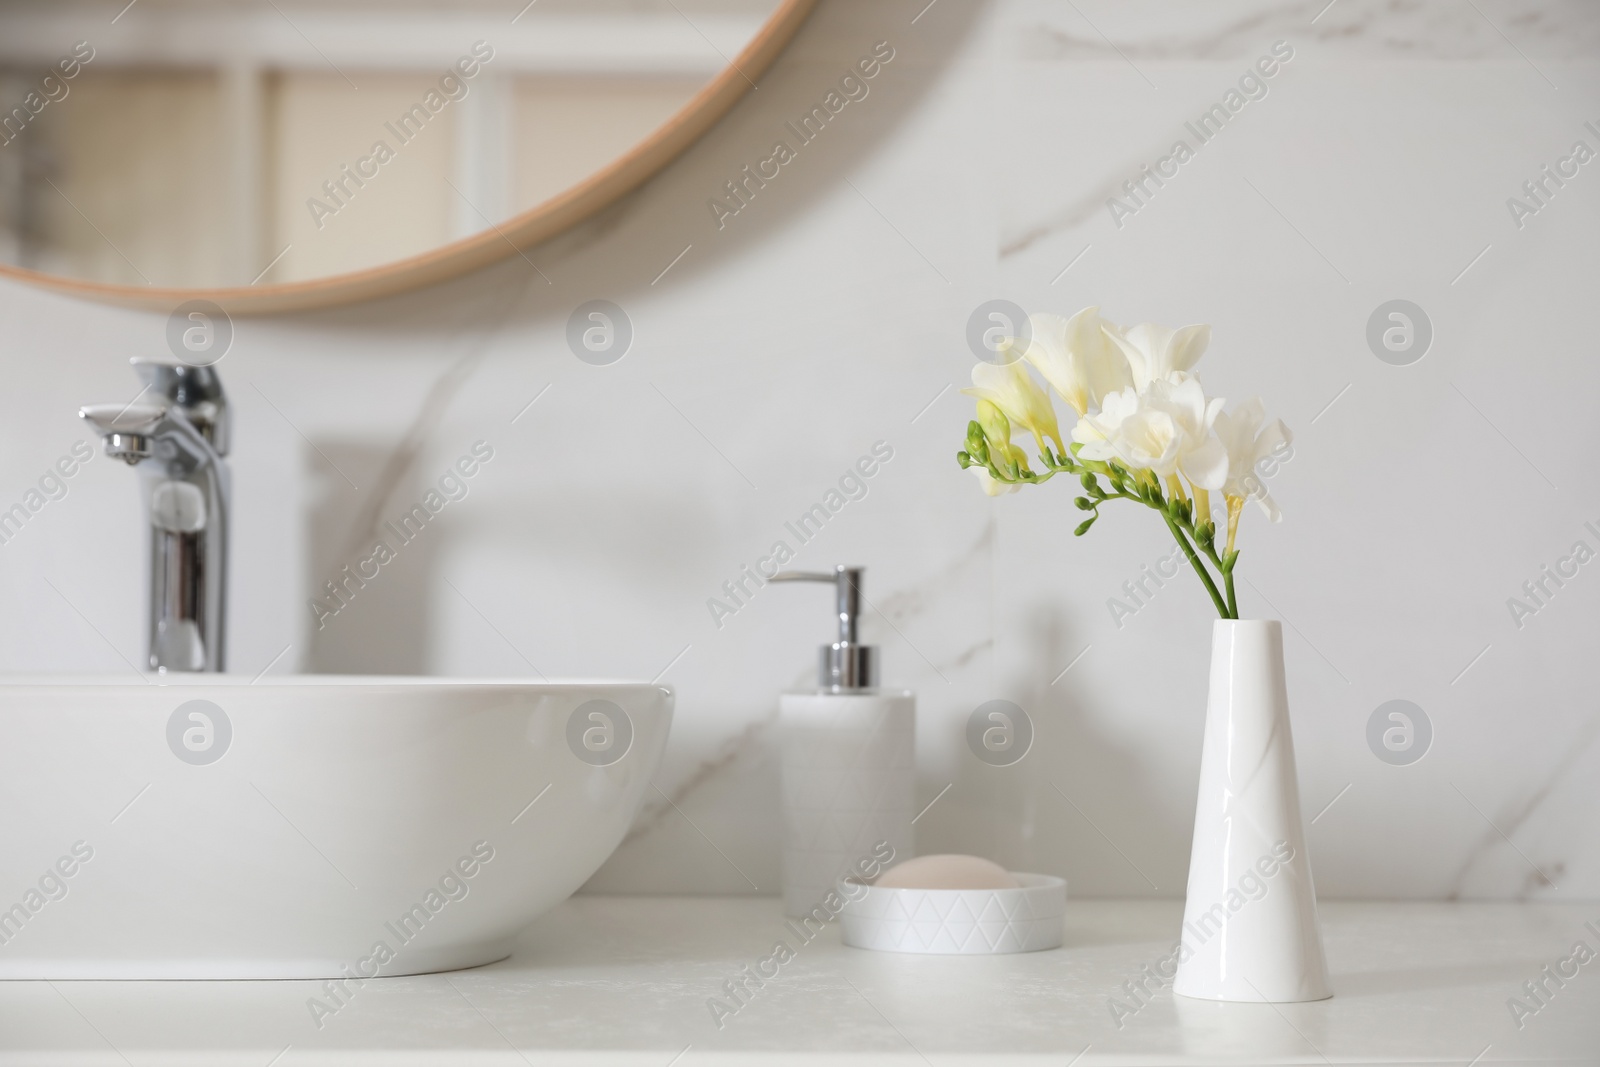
[
  {"x1": 304, "y1": 441, "x2": 441, "y2": 675},
  {"x1": 1029, "y1": 603, "x2": 1192, "y2": 894},
  {"x1": 930, "y1": 603, "x2": 1187, "y2": 896}
]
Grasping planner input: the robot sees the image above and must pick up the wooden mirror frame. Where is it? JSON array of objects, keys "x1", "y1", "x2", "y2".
[{"x1": 1, "y1": 0, "x2": 816, "y2": 315}]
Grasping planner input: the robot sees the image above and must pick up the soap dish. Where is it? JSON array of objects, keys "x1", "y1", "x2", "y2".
[{"x1": 837, "y1": 872, "x2": 1066, "y2": 954}]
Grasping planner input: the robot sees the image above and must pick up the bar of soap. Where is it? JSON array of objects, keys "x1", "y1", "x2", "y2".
[{"x1": 875, "y1": 854, "x2": 1020, "y2": 891}]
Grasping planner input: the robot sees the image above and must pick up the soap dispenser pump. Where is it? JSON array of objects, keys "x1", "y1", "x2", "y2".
[{"x1": 771, "y1": 566, "x2": 914, "y2": 917}]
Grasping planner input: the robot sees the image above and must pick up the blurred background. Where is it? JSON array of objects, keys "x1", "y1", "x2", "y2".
[
  {"x1": 2, "y1": 0, "x2": 1598, "y2": 904},
  {"x1": 0, "y1": 0, "x2": 777, "y2": 284}
]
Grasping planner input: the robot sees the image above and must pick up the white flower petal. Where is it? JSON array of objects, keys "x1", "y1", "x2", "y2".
[
  {"x1": 1021, "y1": 313, "x2": 1084, "y2": 415},
  {"x1": 1109, "y1": 319, "x2": 1212, "y2": 391},
  {"x1": 1167, "y1": 323, "x2": 1210, "y2": 375},
  {"x1": 969, "y1": 361, "x2": 1061, "y2": 451},
  {"x1": 1179, "y1": 436, "x2": 1228, "y2": 492},
  {"x1": 1250, "y1": 485, "x2": 1283, "y2": 522},
  {"x1": 1213, "y1": 400, "x2": 1292, "y2": 517}
]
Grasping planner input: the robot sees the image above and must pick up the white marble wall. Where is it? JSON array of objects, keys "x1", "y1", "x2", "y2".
[{"x1": 1, "y1": 0, "x2": 1597, "y2": 899}]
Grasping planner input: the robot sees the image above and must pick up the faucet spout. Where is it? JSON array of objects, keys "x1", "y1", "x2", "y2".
[{"x1": 80, "y1": 361, "x2": 231, "y2": 673}]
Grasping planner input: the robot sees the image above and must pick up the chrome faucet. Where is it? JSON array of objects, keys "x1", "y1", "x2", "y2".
[{"x1": 80, "y1": 358, "x2": 230, "y2": 673}]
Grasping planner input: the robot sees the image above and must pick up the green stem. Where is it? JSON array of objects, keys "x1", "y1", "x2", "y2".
[
  {"x1": 1164, "y1": 514, "x2": 1230, "y2": 620},
  {"x1": 977, "y1": 451, "x2": 1242, "y2": 619},
  {"x1": 1175, "y1": 516, "x2": 1236, "y2": 618}
]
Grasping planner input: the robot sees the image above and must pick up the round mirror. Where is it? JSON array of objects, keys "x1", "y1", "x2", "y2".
[{"x1": 0, "y1": 0, "x2": 813, "y2": 311}]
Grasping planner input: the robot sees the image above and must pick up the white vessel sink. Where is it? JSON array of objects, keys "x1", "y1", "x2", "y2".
[{"x1": 0, "y1": 676, "x2": 671, "y2": 980}]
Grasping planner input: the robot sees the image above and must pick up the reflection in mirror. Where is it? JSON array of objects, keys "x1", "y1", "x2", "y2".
[{"x1": 0, "y1": 0, "x2": 780, "y2": 287}]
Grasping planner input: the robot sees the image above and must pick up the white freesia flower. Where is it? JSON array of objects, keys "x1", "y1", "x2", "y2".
[
  {"x1": 1109, "y1": 319, "x2": 1211, "y2": 391},
  {"x1": 1143, "y1": 377, "x2": 1227, "y2": 491},
  {"x1": 1020, "y1": 307, "x2": 1133, "y2": 417},
  {"x1": 1071, "y1": 387, "x2": 1141, "y2": 460},
  {"x1": 951, "y1": 303, "x2": 1287, "y2": 622},
  {"x1": 1072, "y1": 379, "x2": 1225, "y2": 490},
  {"x1": 962, "y1": 360, "x2": 1064, "y2": 454},
  {"x1": 1073, "y1": 387, "x2": 1181, "y2": 474},
  {"x1": 1103, "y1": 404, "x2": 1183, "y2": 476},
  {"x1": 1214, "y1": 399, "x2": 1292, "y2": 521}
]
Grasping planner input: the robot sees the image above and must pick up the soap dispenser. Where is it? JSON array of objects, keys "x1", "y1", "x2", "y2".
[{"x1": 771, "y1": 566, "x2": 914, "y2": 918}]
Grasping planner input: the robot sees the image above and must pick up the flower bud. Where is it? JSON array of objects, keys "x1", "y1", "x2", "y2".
[{"x1": 975, "y1": 399, "x2": 1011, "y2": 452}]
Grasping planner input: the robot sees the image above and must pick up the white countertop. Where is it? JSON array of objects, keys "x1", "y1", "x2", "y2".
[{"x1": 3, "y1": 898, "x2": 1596, "y2": 1065}]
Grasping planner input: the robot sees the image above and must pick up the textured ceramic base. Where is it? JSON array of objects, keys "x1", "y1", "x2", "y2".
[{"x1": 838, "y1": 872, "x2": 1065, "y2": 954}]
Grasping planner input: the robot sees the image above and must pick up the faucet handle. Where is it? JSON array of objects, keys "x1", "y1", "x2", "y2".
[
  {"x1": 80, "y1": 403, "x2": 166, "y2": 433},
  {"x1": 80, "y1": 403, "x2": 167, "y2": 465},
  {"x1": 131, "y1": 357, "x2": 223, "y2": 399},
  {"x1": 130, "y1": 358, "x2": 229, "y2": 455}
]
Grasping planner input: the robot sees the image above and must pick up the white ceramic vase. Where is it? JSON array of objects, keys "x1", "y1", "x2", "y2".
[{"x1": 1172, "y1": 620, "x2": 1332, "y2": 1003}]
